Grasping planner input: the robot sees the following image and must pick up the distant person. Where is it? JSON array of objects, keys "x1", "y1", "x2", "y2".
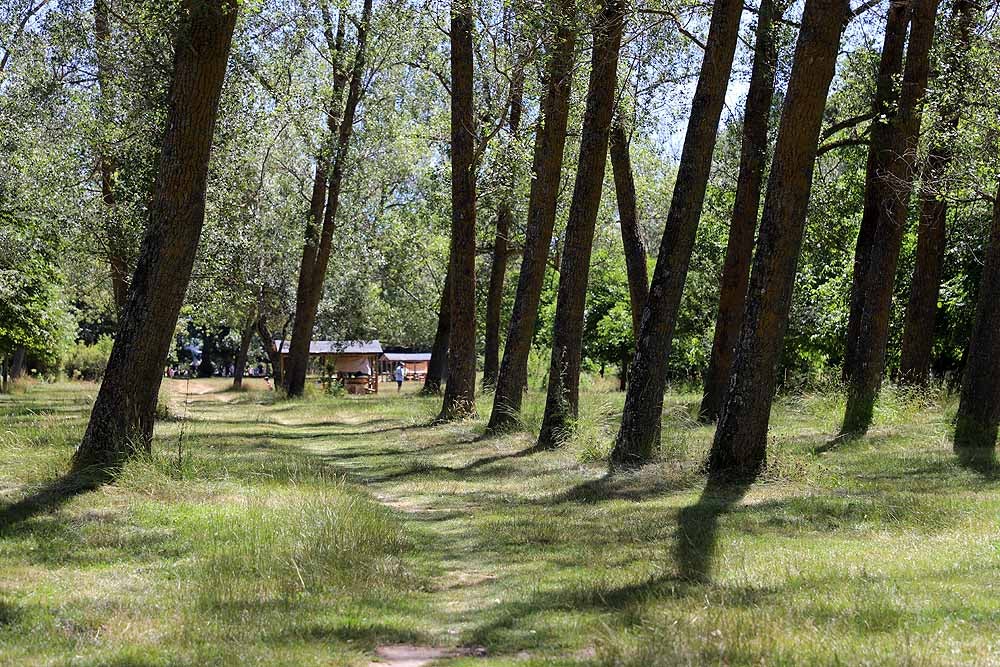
[{"x1": 394, "y1": 362, "x2": 405, "y2": 391}]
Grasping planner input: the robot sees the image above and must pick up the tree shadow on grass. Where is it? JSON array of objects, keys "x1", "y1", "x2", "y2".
[
  {"x1": 0, "y1": 472, "x2": 103, "y2": 532},
  {"x1": 364, "y1": 443, "x2": 543, "y2": 483},
  {"x1": 955, "y1": 447, "x2": 1000, "y2": 478},
  {"x1": 674, "y1": 476, "x2": 752, "y2": 583}
]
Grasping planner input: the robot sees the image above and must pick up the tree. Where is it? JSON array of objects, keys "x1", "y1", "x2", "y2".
[
  {"x1": 486, "y1": 0, "x2": 577, "y2": 432},
  {"x1": 536, "y1": 0, "x2": 626, "y2": 448},
  {"x1": 842, "y1": 0, "x2": 940, "y2": 435},
  {"x1": 842, "y1": 0, "x2": 912, "y2": 382},
  {"x1": 706, "y1": 0, "x2": 848, "y2": 479},
  {"x1": 699, "y1": 0, "x2": 783, "y2": 422},
  {"x1": 483, "y1": 48, "x2": 524, "y2": 391},
  {"x1": 898, "y1": 0, "x2": 977, "y2": 385},
  {"x1": 71, "y1": 0, "x2": 238, "y2": 476},
  {"x1": 438, "y1": 0, "x2": 477, "y2": 421},
  {"x1": 284, "y1": 0, "x2": 373, "y2": 398},
  {"x1": 610, "y1": 0, "x2": 745, "y2": 466},
  {"x1": 954, "y1": 179, "x2": 1000, "y2": 453},
  {"x1": 609, "y1": 116, "x2": 649, "y2": 347},
  {"x1": 422, "y1": 269, "x2": 451, "y2": 395}
]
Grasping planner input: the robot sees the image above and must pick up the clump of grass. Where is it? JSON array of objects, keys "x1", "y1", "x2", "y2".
[{"x1": 194, "y1": 487, "x2": 412, "y2": 609}]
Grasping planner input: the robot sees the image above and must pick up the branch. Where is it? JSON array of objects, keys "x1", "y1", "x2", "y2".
[
  {"x1": 636, "y1": 8, "x2": 706, "y2": 50},
  {"x1": 816, "y1": 137, "x2": 869, "y2": 157}
]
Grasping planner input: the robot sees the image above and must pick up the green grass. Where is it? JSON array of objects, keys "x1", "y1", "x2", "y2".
[{"x1": 1, "y1": 376, "x2": 999, "y2": 665}]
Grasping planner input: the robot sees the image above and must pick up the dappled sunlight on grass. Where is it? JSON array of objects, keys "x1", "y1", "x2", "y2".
[{"x1": 1, "y1": 378, "x2": 999, "y2": 664}]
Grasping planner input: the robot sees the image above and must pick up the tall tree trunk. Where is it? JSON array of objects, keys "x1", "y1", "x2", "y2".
[
  {"x1": 898, "y1": 0, "x2": 977, "y2": 386},
  {"x1": 9, "y1": 347, "x2": 25, "y2": 380},
  {"x1": 71, "y1": 0, "x2": 237, "y2": 477},
  {"x1": 94, "y1": 0, "x2": 129, "y2": 317},
  {"x1": 537, "y1": 0, "x2": 626, "y2": 448},
  {"x1": 486, "y1": 0, "x2": 577, "y2": 431},
  {"x1": 422, "y1": 270, "x2": 451, "y2": 395},
  {"x1": 699, "y1": 0, "x2": 781, "y2": 423},
  {"x1": 954, "y1": 180, "x2": 1000, "y2": 452},
  {"x1": 842, "y1": 0, "x2": 939, "y2": 435},
  {"x1": 284, "y1": 1, "x2": 372, "y2": 397},
  {"x1": 438, "y1": 0, "x2": 478, "y2": 421},
  {"x1": 609, "y1": 117, "x2": 648, "y2": 342},
  {"x1": 483, "y1": 63, "x2": 525, "y2": 390},
  {"x1": 706, "y1": 0, "x2": 847, "y2": 479},
  {"x1": 843, "y1": 0, "x2": 912, "y2": 382},
  {"x1": 609, "y1": 0, "x2": 744, "y2": 466},
  {"x1": 233, "y1": 318, "x2": 254, "y2": 390}
]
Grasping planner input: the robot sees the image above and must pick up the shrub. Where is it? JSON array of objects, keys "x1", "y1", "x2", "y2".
[{"x1": 63, "y1": 336, "x2": 114, "y2": 381}]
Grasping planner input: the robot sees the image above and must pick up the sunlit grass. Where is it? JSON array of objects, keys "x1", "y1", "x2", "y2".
[{"x1": 1, "y1": 377, "x2": 998, "y2": 665}]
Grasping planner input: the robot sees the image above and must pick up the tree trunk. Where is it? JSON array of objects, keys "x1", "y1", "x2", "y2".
[
  {"x1": 10, "y1": 347, "x2": 25, "y2": 380},
  {"x1": 898, "y1": 0, "x2": 976, "y2": 386},
  {"x1": 72, "y1": 0, "x2": 237, "y2": 477},
  {"x1": 422, "y1": 270, "x2": 451, "y2": 395},
  {"x1": 699, "y1": 0, "x2": 781, "y2": 423},
  {"x1": 438, "y1": 0, "x2": 478, "y2": 421},
  {"x1": 537, "y1": 0, "x2": 626, "y2": 449},
  {"x1": 954, "y1": 180, "x2": 1000, "y2": 452},
  {"x1": 483, "y1": 63, "x2": 524, "y2": 390},
  {"x1": 609, "y1": 0, "x2": 744, "y2": 466},
  {"x1": 284, "y1": 1, "x2": 372, "y2": 397},
  {"x1": 706, "y1": 0, "x2": 847, "y2": 479},
  {"x1": 609, "y1": 117, "x2": 649, "y2": 342},
  {"x1": 486, "y1": 0, "x2": 577, "y2": 432},
  {"x1": 233, "y1": 318, "x2": 254, "y2": 390},
  {"x1": 256, "y1": 316, "x2": 283, "y2": 385},
  {"x1": 94, "y1": 0, "x2": 129, "y2": 317},
  {"x1": 843, "y1": 1, "x2": 912, "y2": 382},
  {"x1": 842, "y1": 0, "x2": 939, "y2": 435}
]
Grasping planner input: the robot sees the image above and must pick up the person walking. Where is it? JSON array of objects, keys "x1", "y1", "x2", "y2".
[{"x1": 394, "y1": 362, "x2": 405, "y2": 392}]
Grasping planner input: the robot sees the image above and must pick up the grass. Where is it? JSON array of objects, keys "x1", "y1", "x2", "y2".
[{"x1": 1, "y1": 376, "x2": 999, "y2": 665}]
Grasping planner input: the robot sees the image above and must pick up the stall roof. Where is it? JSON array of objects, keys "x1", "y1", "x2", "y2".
[
  {"x1": 383, "y1": 352, "x2": 432, "y2": 362},
  {"x1": 275, "y1": 340, "x2": 383, "y2": 355}
]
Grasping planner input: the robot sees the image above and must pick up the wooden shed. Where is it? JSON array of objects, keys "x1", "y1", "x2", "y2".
[{"x1": 275, "y1": 340, "x2": 383, "y2": 394}]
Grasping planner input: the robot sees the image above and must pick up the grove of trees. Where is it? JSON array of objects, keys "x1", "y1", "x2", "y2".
[{"x1": 2, "y1": 0, "x2": 999, "y2": 481}]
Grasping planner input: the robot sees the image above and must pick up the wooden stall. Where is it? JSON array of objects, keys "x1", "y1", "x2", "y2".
[
  {"x1": 380, "y1": 352, "x2": 432, "y2": 381},
  {"x1": 275, "y1": 340, "x2": 383, "y2": 394}
]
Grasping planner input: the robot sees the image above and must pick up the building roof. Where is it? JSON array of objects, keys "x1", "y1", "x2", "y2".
[
  {"x1": 275, "y1": 340, "x2": 383, "y2": 355},
  {"x1": 383, "y1": 352, "x2": 432, "y2": 362}
]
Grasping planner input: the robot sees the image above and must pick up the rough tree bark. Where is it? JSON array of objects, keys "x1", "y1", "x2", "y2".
[
  {"x1": 536, "y1": 0, "x2": 626, "y2": 448},
  {"x1": 706, "y1": 0, "x2": 848, "y2": 479},
  {"x1": 9, "y1": 347, "x2": 25, "y2": 380},
  {"x1": 94, "y1": 0, "x2": 130, "y2": 316},
  {"x1": 255, "y1": 316, "x2": 284, "y2": 385},
  {"x1": 483, "y1": 61, "x2": 525, "y2": 390},
  {"x1": 284, "y1": 0, "x2": 372, "y2": 397},
  {"x1": 486, "y1": 0, "x2": 577, "y2": 431},
  {"x1": 233, "y1": 318, "x2": 254, "y2": 390},
  {"x1": 954, "y1": 180, "x2": 1000, "y2": 452},
  {"x1": 438, "y1": 0, "x2": 478, "y2": 421},
  {"x1": 609, "y1": 117, "x2": 649, "y2": 343},
  {"x1": 72, "y1": 0, "x2": 238, "y2": 476},
  {"x1": 609, "y1": 0, "x2": 744, "y2": 466},
  {"x1": 898, "y1": 0, "x2": 976, "y2": 385},
  {"x1": 422, "y1": 269, "x2": 451, "y2": 395},
  {"x1": 699, "y1": 0, "x2": 781, "y2": 422},
  {"x1": 842, "y1": 0, "x2": 939, "y2": 435},
  {"x1": 843, "y1": 0, "x2": 912, "y2": 382}
]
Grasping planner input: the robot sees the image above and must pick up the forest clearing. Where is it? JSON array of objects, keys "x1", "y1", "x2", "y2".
[
  {"x1": 3, "y1": 0, "x2": 1000, "y2": 663},
  {"x1": 2, "y1": 378, "x2": 999, "y2": 666}
]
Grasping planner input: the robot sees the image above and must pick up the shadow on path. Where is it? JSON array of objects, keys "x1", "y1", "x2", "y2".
[{"x1": 674, "y1": 477, "x2": 752, "y2": 583}]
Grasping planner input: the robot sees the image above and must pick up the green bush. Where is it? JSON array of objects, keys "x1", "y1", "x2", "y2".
[{"x1": 63, "y1": 336, "x2": 114, "y2": 381}]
